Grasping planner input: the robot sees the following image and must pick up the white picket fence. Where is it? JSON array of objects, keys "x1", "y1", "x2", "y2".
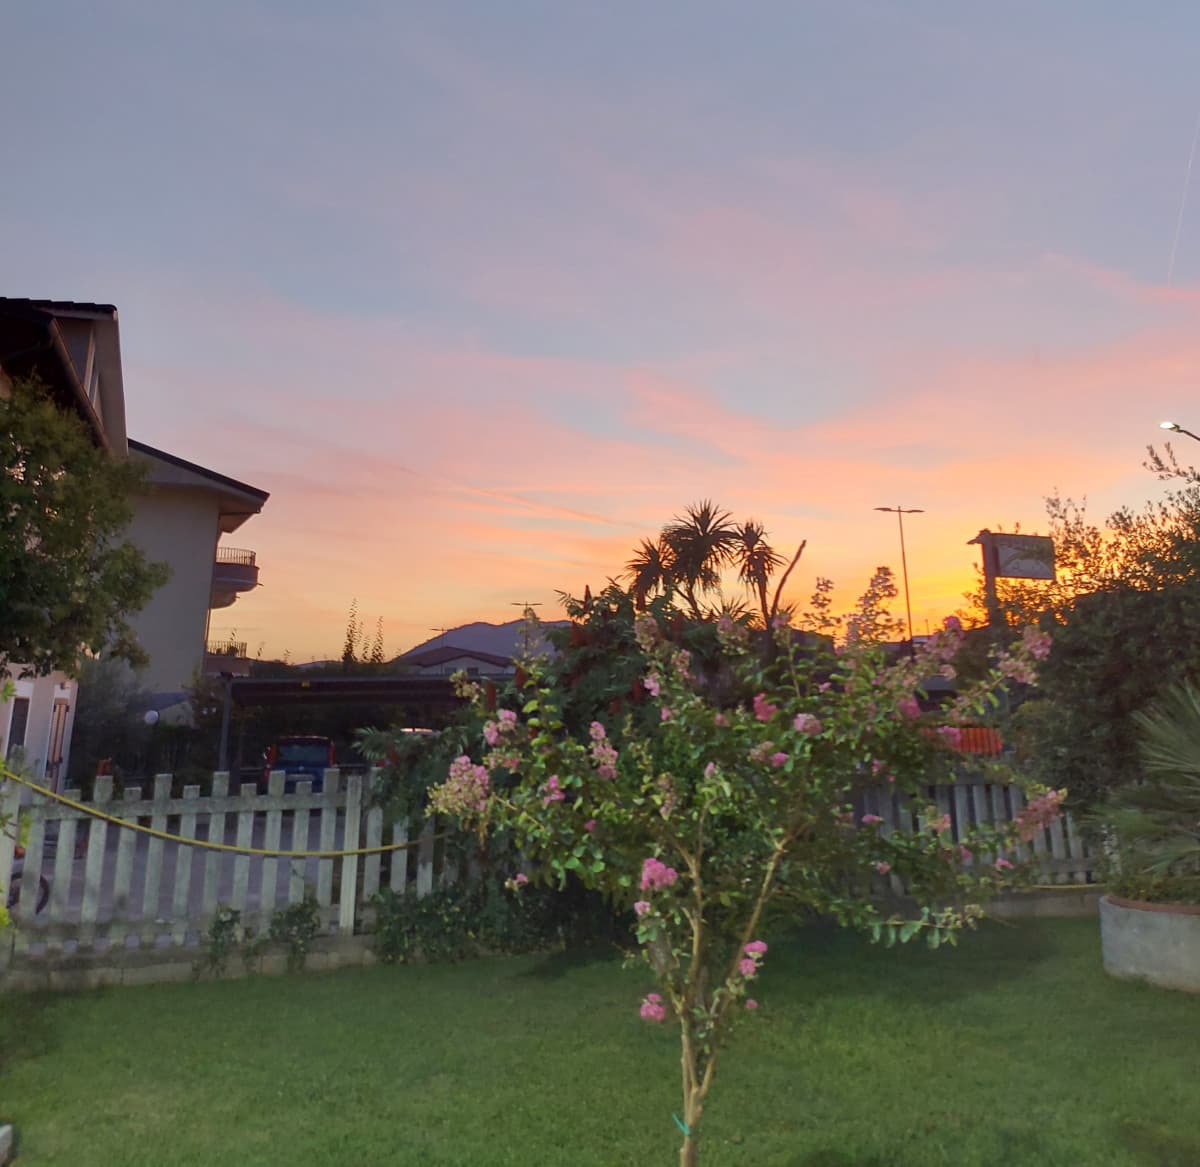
[
  {"x1": 0, "y1": 769, "x2": 453, "y2": 966},
  {"x1": 859, "y1": 774, "x2": 1094, "y2": 884},
  {"x1": 1, "y1": 768, "x2": 1095, "y2": 975}
]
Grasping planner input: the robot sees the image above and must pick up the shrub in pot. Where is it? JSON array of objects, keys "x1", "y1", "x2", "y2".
[{"x1": 1097, "y1": 682, "x2": 1200, "y2": 992}]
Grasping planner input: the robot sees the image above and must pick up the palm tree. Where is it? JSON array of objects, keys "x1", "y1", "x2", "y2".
[
  {"x1": 663, "y1": 500, "x2": 740, "y2": 618},
  {"x1": 734, "y1": 520, "x2": 785, "y2": 628},
  {"x1": 624, "y1": 536, "x2": 676, "y2": 609}
]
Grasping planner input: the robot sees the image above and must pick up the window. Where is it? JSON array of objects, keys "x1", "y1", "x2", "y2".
[{"x1": 5, "y1": 696, "x2": 30, "y2": 762}]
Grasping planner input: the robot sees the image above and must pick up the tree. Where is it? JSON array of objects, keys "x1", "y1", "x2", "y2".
[
  {"x1": 624, "y1": 501, "x2": 806, "y2": 626},
  {"x1": 968, "y1": 484, "x2": 1200, "y2": 807},
  {"x1": 431, "y1": 587, "x2": 1055, "y2": 1165},
  {"x1": 0, "y1": 378, "x2": 168, "y2": 676},
  {"x1": 342, "y1": 598, "x2": 362, "y2": 670},
  {"x1": 369, "y1": 617, "x2": 385, "y2": 667}
]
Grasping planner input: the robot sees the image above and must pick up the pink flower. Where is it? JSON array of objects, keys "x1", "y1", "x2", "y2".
[
  {"x1": 431, "y1": 755, "x2": 492, "y2": 817},
  {"x1": 497, "y1": 709, "x2": 518, "y2": 727},
  {"x1": 937, "y1": 726, "x2": 963, "y2": 750},
  {"x1": 793, "y1": 713, "x2": 823, "y2": 735},
  {"x1": 713, "y1": 712, "x2": 728, "y2": 727},
  {"x1": 1014, "y1": 789, "x2": 1064, "y2": 841},
  {"x1": 643, "y1": 674, "x2": 661, "y2": 698},
  {"x1": 541, "y1": 775, "x2": 565, "y2": 806},
  {"x1": 874, "y1": 861, "x2": 891, "y2": 875},
  {"x1": 584, "y1": 818, "x2": 596, "y2": 833},
  {"x1": 999, "y1": 655, "x2": 1037, "y2": 684},
  {"x1": 744, "y1": 998, "x2": 759, "y2": 1011},
  {"x1": 753, "y1": 693, "x2": 779, "y2": 721},
  {"x1": 770, "y1": 752, "x2": 789, "y2": 768},
  {"x1": 589, "y1": 720, "x2": 607, "y2": 741},
  {"x1": 633, "y1": 900, "x2": 651, "y2": 917},
  {"x1": 639, "y1": 993, "x2": 666, "y2": 1023},
  {"x1": 703, "y1": 762, "x2": 717, "y2": 780},
  {"x1": 959, "y1": 846, "x2": 973, "y2": 864},
  {"x1": 994, "y1": 857, "x2": 1014, "y2": 871},
  {"x1": 1022, "y1": 626, "x2": 1052, "y2": 661},
  {"x1": 514, "y1": 872, "x2": 529, "y2": 886},
  {"x1": 861, "y1": 814, "x2": 883, "y2": 825},
  {"x1": 660, "y1": 707, "x2": 674, "y2": 722},
  {"x1": 744, "y1": 940, "x2": 767, "y2": 956},
  {"x1": 483, "y1": 721, "x2": 500, "y2": 746},
  {"x1": 817, "y1": 682, "x2": 832, "y2": 693},
  {"x1": 930, "y1": 814, "x2": 951, "y2": 835},
  {"x1": 738, "y1": 957, "x2": 758, "y2": 977},
  {"x1": 896, "y1": 695, "x2": 921, "y2": 720},
  {"x1": 640, "y1": 857, "x2": 679, "y2": 891}
]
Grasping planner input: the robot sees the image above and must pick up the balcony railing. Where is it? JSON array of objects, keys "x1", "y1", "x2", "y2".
[
  {"x1": 206, "y1": 639, "x2": 248, "y2": 658},
  {"x1": 215, "y1": 546, "x2": 256, "y2": 566}
]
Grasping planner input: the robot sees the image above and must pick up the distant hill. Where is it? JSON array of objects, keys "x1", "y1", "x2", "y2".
[{"x1": 399, "y1": 618, "x2": 569, "y2": 662}]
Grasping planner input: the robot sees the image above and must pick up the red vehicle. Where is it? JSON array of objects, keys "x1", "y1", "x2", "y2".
[{"x1": 263, "y1": 735, "x2": 336, "y2": 792}]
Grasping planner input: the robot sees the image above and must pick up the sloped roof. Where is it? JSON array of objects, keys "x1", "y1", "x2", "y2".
[{"x1": 400, "y1": 645, "x2": 513, "y2": 668}]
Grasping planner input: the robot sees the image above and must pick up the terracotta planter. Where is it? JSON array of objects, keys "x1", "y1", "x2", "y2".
[{"x1": 1099, "y1": 894, "x2": 1200, "y2": 993}]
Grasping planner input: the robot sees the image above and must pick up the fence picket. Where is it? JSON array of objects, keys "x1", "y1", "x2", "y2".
[
  {"x1": 202, "y1": 773, "x2": 230, "y2": 923},
  {"x1": 109, "y1": 787, "x2": 140, "y2": 948},
  {"x1": 79, "y1": 776, "x2": 112, "y2": 948},
  {"x1": 363, "y1": 805, "x2": 383, "y2": 901},
  {"x1": 1048, "y1": 815, "x2": 1068, "y2": 884},
  {"x1": 170, "y1": 786, "x2": 201, "y2": 945},
  {"x1": 416, "y1": 819, "x2": 435, "y2": 897},
  {"x1": 289, "y1": 779, "x2": 311, "y2": 904},
  {"x1": 338, "y1": 774, "x2": 363, "y2": 934},
  {"x1": 0, "y1": 781, "x2": 20, "y2": 966},
  {"x1": 260, "y1": 771, "x2": 285, "y2": 928},
  {"x1": 18, "y1": 794, "x2": 47, "y2": 943},
  {"x1": 231, "y1": 784, "x2": 255, "y2": 915},
  {"x1": 47, "y1": 791, "x2": 80, "y2": 952},
  {"x1": 139, "y1": 775, "x2": 172, "y2": 946},
  {"x1": 316, "y1": 770, "x2": 341, "y2": 912},
  {"x1": 1065, "y1": 813, "x2": 1089, "y2": 882},
  {"x1": 389, "y1": 819, "x2": 409, "y2": 894}
]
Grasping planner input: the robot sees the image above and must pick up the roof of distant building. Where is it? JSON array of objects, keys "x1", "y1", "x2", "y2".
[{"x1": 401, "y1": 645, "x2": 513, "y2": 668}]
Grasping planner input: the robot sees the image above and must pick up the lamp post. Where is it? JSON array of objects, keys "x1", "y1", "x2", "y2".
[
  {"x1": 874, "y1": 506, "x2": 924, "y2": 648},
  {"x1": 1160, "y1": 420, "x2": 1200, "y2": 444}
]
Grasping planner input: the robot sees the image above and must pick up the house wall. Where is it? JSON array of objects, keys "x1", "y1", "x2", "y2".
[
  {"x1": 1, "y1": 671, "x2": 78, "y2": 792},
  {"x1": 124, "y1": 485, "x2": 221, "y2": 698}
]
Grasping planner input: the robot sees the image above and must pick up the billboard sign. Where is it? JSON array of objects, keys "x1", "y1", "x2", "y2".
[{"x1": 969, "y1": 531, "x2": 1055, "y2": 581}]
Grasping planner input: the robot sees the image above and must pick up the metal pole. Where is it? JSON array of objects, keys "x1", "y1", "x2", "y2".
[
  {"x1": 896, "y1": 508, "x2": 914, "y2": 647},
  {"x1": 875, "y1": 506, "x2": 924, "y2": 649}
]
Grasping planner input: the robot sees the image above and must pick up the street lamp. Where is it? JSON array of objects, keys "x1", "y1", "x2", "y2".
[
  {"x1": 1160, "y1": 420, "x2": 1200, "y2": 444},
  {"x1": 874, "y1": 506, "x2": 924, "y2": 647}
]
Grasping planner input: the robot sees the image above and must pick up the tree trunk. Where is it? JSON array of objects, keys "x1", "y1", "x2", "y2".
[{"x1": 679, "y1": 1134, "x2": 698, "y2": 1167}]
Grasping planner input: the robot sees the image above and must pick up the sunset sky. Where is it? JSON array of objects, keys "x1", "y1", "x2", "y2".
[{"x1": 6, "y1": 3, "x2": 1200, "y2": 660}]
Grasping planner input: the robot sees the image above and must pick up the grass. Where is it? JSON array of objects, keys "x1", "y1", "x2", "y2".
[{"x1": 1, "y1": 919, "x2": 1199, "y2": 1165}]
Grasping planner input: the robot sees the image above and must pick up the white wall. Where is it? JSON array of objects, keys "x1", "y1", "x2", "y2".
[
  {"x1": 125, "y1": 485, "x2": 221, "y2": 697},
  {"x1": 1, "y1": 670, "x2": 78, "y2": 792}
]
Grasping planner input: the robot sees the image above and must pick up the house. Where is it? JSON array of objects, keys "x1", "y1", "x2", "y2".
[
  {"x1": 124, "y1": 440, "x2": 268, "y2": 713},
  {"x1": 398, "y1": 645, "x2": 516, "y2": 678},
  {"x1": 0, "y1": 297, "x2": 270, "y2": 782}
]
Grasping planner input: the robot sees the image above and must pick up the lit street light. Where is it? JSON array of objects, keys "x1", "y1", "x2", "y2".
[
  {"x1": 874, "y1": 505, "x2": 924, "y2": 648},
  {"x1": 1160, "y1": 420, "x2": 1200, "y2": 444}
]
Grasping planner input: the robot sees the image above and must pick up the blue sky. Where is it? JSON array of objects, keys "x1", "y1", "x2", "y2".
[{"x1": 5, "y1": 2, "x2": 1200, "y2": 657}]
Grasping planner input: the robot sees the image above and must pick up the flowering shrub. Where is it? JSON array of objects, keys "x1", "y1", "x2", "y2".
[{"x1": 429, "y1": 592, "x2": 1058, "y2": 1165}]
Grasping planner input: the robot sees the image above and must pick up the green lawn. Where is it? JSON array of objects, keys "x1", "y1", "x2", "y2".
[{"x1": 1, "y1": 919, "x2": 1198, "y2": 1166}]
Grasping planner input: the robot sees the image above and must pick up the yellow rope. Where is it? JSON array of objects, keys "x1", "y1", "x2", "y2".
[{"x1": 1, "y1": 772, "x2": 444, "y2": 858}]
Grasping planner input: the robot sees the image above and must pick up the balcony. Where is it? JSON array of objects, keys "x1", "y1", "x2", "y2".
[
  {"x1": 203, "y1": 638, "x2": 252, "y2": 677},
  {"x1": 211, "y1": 546, "x2": 259, "y2": 609}
]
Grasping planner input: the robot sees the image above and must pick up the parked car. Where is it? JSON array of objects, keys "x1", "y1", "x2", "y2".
[{"x1": 263, "y1": 735, "x2": 336, "y2": 793}]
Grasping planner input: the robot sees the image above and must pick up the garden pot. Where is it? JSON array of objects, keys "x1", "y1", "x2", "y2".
[{"x1": 1099, "y1": 894, "x2": 1200, "y2": 993}]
